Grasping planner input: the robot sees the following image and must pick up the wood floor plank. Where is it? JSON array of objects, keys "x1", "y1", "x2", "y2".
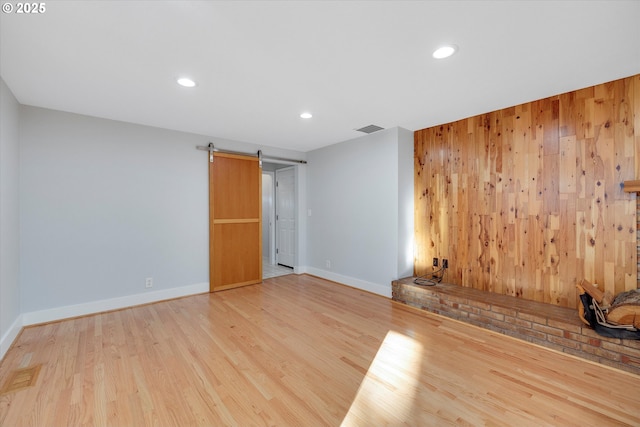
[{"x1": 1, "y1": 274, "x2": 639, "y2": 426}]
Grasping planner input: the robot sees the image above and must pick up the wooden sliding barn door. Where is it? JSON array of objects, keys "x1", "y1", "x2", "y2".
[{"x1": 209, "y1": 152, "x2": 262, "y2": 292}]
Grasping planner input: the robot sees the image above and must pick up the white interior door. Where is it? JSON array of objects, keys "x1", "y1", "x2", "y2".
[{"x1": 276, "y1": 167, "x2": 295, "y2": 268}]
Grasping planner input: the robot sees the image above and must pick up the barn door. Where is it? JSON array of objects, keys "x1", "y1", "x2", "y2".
[{"x1": 209, "y1": 152, "x2": 262, "y2": 292}]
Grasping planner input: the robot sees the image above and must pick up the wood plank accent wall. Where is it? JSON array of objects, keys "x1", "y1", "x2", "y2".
[
  {"x1": 414, "y1": 74, "x2": 640, "y2": 309},
  {"x1": 637, "y1": 197, "x2": 640, "y2": 288}
]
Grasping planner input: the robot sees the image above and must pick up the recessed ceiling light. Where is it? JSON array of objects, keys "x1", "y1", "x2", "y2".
[
  {"x1": 432, "y1": 45, "x2": 457, "y2": 59},
  {"x1": 177, "y1": 77, "x2": 196, "y2": 87},
  {"x1": 300, "y1": 112, "x2": 312, "y2": 119}
]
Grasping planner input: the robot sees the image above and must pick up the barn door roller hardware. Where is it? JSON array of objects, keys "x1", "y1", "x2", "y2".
[{"x1": 195, "y1": 142, "x2": 216, "y2": 162}]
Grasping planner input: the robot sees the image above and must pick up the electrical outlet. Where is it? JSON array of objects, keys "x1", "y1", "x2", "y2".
[
  {"x1": 326, "y1": 260, "x2": 331, "y2": 269},
  {"x1": 433, "y1": 257, "x2": 438, "y2": 267},
  {"x1": 145, "y1": 277, "x2": 153, "y2": 288},
  {"x1": 442, "y1": 259, "x2": 449, "y2": 269}
]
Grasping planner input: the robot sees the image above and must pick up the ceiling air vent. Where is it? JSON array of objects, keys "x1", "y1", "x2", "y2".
[{"x1": 355, "y1": 124, "x2": 384, "y2": 134}]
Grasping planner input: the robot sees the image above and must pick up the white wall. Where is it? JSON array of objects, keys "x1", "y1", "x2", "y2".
[
  {"x1": 0, "y1": 78, "x2": 21, "y2": 358},
  {"x1": 397, "y1": 127, "x2": 414, "y2": 279},
  {"x1": 19, "y1": 106, "x2": 306, "y2": 323},
  {"x1": 5, "y1": 97, "x2": 413, "y2": 351},
  {"x1": 305, "y1": 127, "x2": 413, "y2": 296}
]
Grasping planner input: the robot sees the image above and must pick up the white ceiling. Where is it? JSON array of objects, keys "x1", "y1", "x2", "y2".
[{"x1": 1, "y1": 1, "x2": 639, "y2": 152}]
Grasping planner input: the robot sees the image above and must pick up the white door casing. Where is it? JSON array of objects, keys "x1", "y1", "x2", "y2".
[{"x1": 261, "y1": 172, "x2": 275, "y2": 265}]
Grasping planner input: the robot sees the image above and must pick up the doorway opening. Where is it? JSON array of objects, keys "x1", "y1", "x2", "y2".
[{"x1": 262, "y1": 163, "x2": 296, "y2": 279}]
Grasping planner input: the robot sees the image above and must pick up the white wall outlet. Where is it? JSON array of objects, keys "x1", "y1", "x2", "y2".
[
  {"x1": 325, "y1": 260, "x2": 331, "y2": 269},
  {"x1": 145, "y1": 277, "x2": 153, "y2": 288}
]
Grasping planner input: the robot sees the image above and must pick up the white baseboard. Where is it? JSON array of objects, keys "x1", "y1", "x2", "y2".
[
  {"x1": 3, "y1": 275, "x2": 387, "y2": 361},
  {"x1": 22, "y1": 282, "x2": 210, "y2": 326},
  {"x1": 0, "y1": 314, "x2": 24, "y2": 361},
  {"x1": 304, "y1": 267, "x2": 391, "y2": 298}
]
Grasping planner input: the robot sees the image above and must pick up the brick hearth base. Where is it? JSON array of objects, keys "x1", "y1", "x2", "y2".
[{"x1": 392, "y1": 277, "x2": 640, "y2": 376}]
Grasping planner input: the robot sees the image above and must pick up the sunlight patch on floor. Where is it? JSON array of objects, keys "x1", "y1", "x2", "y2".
[{"x1": 341, "y1": 330, "x2": 423, "y2": 426}]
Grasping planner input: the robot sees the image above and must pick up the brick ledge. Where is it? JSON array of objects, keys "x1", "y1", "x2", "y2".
[{"x1": 392, "y1": 277, "x2": 640, "y2": 376}]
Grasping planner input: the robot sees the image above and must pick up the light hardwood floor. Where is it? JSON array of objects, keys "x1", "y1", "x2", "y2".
[{"x1": 1, "y1": 274, "x2": 639, "y2": 426}]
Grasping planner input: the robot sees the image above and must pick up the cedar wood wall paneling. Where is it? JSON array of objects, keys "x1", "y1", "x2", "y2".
[{"x1": 414, "y1": 74, "x2": 639, "y2": 309}]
